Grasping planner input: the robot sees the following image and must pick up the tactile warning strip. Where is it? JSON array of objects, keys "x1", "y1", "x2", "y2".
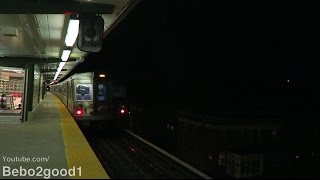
[{"x1": 54, "y1": 96, "x2": 109, "y2": 179}]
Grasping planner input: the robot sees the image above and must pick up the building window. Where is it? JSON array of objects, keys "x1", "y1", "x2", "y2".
[
  {"x1": 256, "y1": 159, "x2": 260, "y2": 169},
  {"x1": 272, "y1": 129, "x2": 278, "y2": 136},
  {"x1": 257, "y1": 128, "x2": 262, "y2": 136},
  {"x1": 252, "y1": 160, "x2": 256, "y2": 173},
  {"x1": 241, "y1": 161, "x2": 246, "y2": 174},
  {"x1": 231, "y1": 160, "x2": 235, "y2": 174},
  {"x1": 247, "y1": 159, "x2": 251, "y2": 174}
]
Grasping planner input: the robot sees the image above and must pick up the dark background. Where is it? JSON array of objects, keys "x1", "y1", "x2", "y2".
[
  {"x1": 70, "y1": 1, "x2": 320, "y2": 177},
  {"x1": 73, "y1": 0, "x2": 320, "y2": 116}
]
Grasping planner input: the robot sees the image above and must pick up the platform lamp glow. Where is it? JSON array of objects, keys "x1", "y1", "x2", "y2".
[
  {"x1": 53, "y1": 62, "x2": 66, "y2": 81},
  {"x1": 53, "y1": 16, "x2": 79, "y2": 81}
]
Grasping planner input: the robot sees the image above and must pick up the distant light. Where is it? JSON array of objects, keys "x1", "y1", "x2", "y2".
[
  {"x1": 287, "y1": 79, "x2": 290, "y2": 83},
  {"x1": 61, "y1": 50, "x2": 71, "y2": 61},
  {"x1": 120, "y1": 109, "x2": 125, "y2": 114},
  {"x1": 65, "y1": 19, "x2": 79, "y2": 47},
  {"x1": 63, "y1": 11, "x2": 75, "y2": 15},
  {"x1": 99, "y1": 74, "x2": 106, "y2": 78},
  {"x1": 296, "y1": 155, "x2": 299, "y2": 159},
  {"x1": 129, "y1": 147, "x2": 136, "y2": 152}
]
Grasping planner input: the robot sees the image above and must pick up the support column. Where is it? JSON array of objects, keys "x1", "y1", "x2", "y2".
[
  {"x1": 42, "y1": 81, "x2": 46, "y2": 100},
  {"x1": 21, "y1": 64, "x2": 34, "y2": 122},
  {"x1": 38, "y1": 72, "x2": 42, "y2": 103}
]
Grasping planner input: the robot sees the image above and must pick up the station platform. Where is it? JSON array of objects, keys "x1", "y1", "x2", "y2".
[
  {"x1": 0, "y1": 109, "x2": 21, "y2": 117},
  {"x1": 0, "y1": 92, "x2": 109, "y2": 179}
]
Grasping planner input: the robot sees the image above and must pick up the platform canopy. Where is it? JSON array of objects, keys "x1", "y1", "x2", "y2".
[{"x1": 0, "y1": 0, "x2": 140, "y2": 82}]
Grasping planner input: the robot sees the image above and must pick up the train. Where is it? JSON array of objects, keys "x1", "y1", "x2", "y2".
[{"x1": 50, "y1": 71, "x2": 129, "y2": 124}]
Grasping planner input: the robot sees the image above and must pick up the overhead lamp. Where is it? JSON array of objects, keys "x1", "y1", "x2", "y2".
[
  {"x1": 61, "y1": 50, "x2": 71, "y2": 61},
  {"x1": 65, "y1": 19, "x2": 79, "y2": 47}
]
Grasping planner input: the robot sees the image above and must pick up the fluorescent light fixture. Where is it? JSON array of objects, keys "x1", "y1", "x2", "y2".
[
  {"x1": 61, "y1": 50, "x2": 71, "y2": 61},
  {"x1": 58, "y1": 62, "x2": 66, "y2": 70},
  {"x1": 65, "y1": 19, "x2": 79, "y2": 47},
  {"x1": 53, "y1": 75, "x2": 58, "y2": 80},
  {"x1": 53, "y1": 62, "x2": 67, "y2": 80}
]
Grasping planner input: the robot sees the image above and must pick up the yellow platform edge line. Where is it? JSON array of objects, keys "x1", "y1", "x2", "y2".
[{"x1": 54, "y1": 95, "x2": 109, "y2": 179}]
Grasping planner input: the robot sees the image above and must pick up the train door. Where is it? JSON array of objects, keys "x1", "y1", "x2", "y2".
[
  {"x1": 94, "y1": 81, "x2": 110, "y2": 115},
  {"x1": 70, "y1": 79, "x2": 75, "y2": 113},
  {"x1": 67, "y1": 81, "x2": 72, "y2": 111}
]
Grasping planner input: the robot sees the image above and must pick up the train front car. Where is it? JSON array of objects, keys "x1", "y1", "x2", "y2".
[
  {"x1": 74, "y1": 72, "x2": 129, "y2": 125},
  {"x1": 51, "y1": 71, "x2": 129, "y2": 127}
]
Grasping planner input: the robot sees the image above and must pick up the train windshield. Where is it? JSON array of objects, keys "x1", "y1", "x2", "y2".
[
  {"x1": 97, "y1": 84, "x2": 107, "y2": 101},
  {"x1": 75, "y1": 84, "x2": 93, "y2": 101}
]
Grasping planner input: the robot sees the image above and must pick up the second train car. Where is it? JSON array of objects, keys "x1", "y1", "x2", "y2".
[{"x1": 51, "y1": 72, "x2": 129, "y2": 123}]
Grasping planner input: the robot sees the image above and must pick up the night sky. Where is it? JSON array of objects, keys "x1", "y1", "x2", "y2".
[{"x1": 73, "y1": 0, "x2": 320, "y2": 116}]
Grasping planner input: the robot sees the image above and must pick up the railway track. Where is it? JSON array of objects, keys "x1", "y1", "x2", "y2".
[{"x1": 81, "y1": 123, "x2": 206, "y2": 179}]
